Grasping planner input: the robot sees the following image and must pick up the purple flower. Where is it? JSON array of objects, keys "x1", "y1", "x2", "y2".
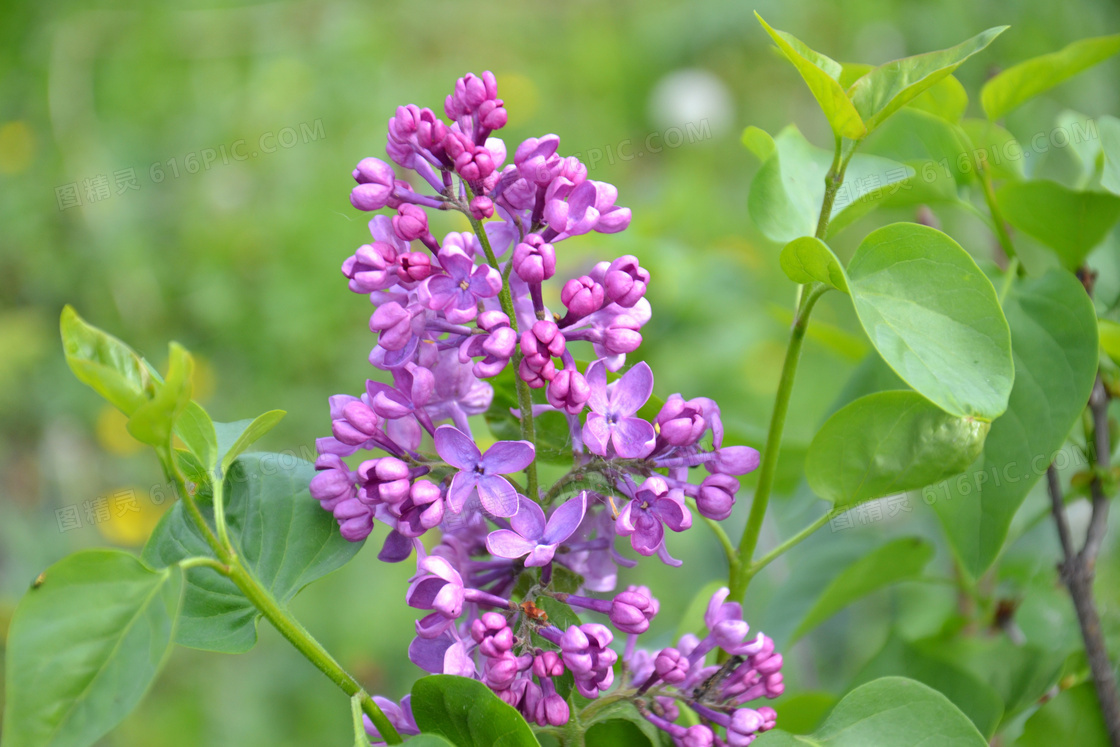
[
  {"x1": 514, "y1": 135, "x2": 562, "y2": 185},
  {"x1": 420, "y1": 251, "x2": 502, "y2": 324},
  {"x1": 561, "y1": 275, "x2": 606, "y2": 320},
  {"x1": 434, "y1": 425, "x2": 535, "y2": 517},
  {"x1": 486, "y1": 492, "x2": 587, "y2": 566},
  {"x1": 394, "y1": 480, "x2": 445, "y2": 538},
  {"x1": 603, "y1": 255, "x2": 649, "y2": 307},
  {"x1": 546, "y1": 368, "x2": 590, "y2": 415},
  {"x1": 708, "y1": 445, "x2": 762, "y2": 475},
  {"x1": 512, "y1": 235, "x2": 556, "y2": 283},
  {"x1": 557, "y1": 623, "x2": 617, "y2": 698},
  {"x1": 350, "y1": 157, "x2": 396, "y2": 211},
  {"x1": 610, "y1": 585, "x2": 659, "y2": 634},
  {"x1": 654, "y1": 647, "x2": 690, "y2": 684},
  {"x1": 615, "y1": 476, "x2": 692, "y2": 556},
  {"x1": 705, "y1": 587, "x2": 766, "y2": 657},
  {"x1": 471, "y1": 611, "x2": 515, "y2": 658},
  {"x1": 406, "y1": 555, "x2": 464, "y2": 637},
  {"x1": 408, "y1": 631, "x2": 477, "y2": 676},
  {"x1": 582, "y1": 360, "x2": 657, "y2": 458},
  {"x1": 655, "y1": 394, "x2": 719, "y2": 448},
  {"x1": 392, "y1": 204, "x2": 430, "y2": 242},
  {"x1": 459, "y1": 310, "x2": 517, "y2": 378},
  {"x1": 696, "y1": 474, "x2": 740, "y2": 521}
]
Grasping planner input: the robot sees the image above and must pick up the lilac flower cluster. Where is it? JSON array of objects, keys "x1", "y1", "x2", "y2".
[{"x1": 310, "y1": 71, "x2": 772, "y2": 740}]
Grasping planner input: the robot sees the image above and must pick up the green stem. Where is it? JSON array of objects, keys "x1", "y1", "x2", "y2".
[
  {"x1": 165, "y1": 459, "x2": 401, "y2": 743},
  {"x1": 978, "y1": 164, "x2": 1017, "y2": 260},
  {"x1": 351, "y1": 694, "x2": 369, "y2": 747},
  {"x1": 745, "y1": 510, "x2": 834, "y2": 579},
  {"x1": 998, "y1": 256, "x2": 1020, "y2": 304},
  {"x1": 211, "y1": 472, "x2": 232, "y2": 553},
  {"x1": 731, "y1": 284, "x2": 827, "y2": 601},
  {"x1": 177, "y1": 556, "x2": 230, "y2": 573},
  {"x1": 730, "y1": 139, "x2": 853, "y2": 601},
  {"x1": 467, "y1": 203, "x2": 541, "y2": 503}
]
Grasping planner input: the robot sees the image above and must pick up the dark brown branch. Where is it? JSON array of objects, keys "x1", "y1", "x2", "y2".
[{"x1": 1047, "y1": 461, "x2": 1120, "y2": 746}]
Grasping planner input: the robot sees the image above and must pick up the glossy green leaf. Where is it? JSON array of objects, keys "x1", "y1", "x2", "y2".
[
  {"x1": 755, "y1": 677, "x2": 988, "y2": 746},
  {"x1": 175, "y1": 401, "x2": 218, "y2": 470},
  {"x1": 933, "y1": 270, "x2": 1099, "y2": 577},
  {"x1": 747, "y1": 125, "x2": 913, "y2": 244},
  {"x1": 59, "y1": 305, "x2": 155, "y2": 416},
  {"x1": 907, "y1": 74, "x2": 968, "y2": 122},
  {"x1": 806, "y1": 391, "x2": 989, "y2": 507},
  {"x1": 755, "y1": 14, "x2": 866, "y2": 140},
  {"x1": 779, "y1": 237, "x2": 849, "y2": 291},
  {"x1": 863, "y1": 108, "x2": 974, "y2": 204},
  {"x1": 1100, "y1": 318, "x2": 1120, "y2": 366},
  {"x1": 126, "y1": 342, "x2": 193, "y2": 448},
  {"x1": 411, "y1": 675, "x2": 539, "y2": 747},
  {"x1": 742, "y1": 125, "x2": 776, "y2": 161},
  {"x1": 791, "y1": 537, "x2": 934, "y2": 641},
  {"x1": 1099, "y1": 115, "x2": 1120, "y2": 195},
  {"x1": 214, "y1": 410, "x2": 287, "y2": 475},
  {"x1": 406, "y1": 736, "x2": 458, "y2": 747},
  {"x1": 1, "y1": 550, "x2": 181, "y2": 747},
  {"x1": 851, "y1": 634, "x2": 1004, "y2": 737},
  {"x1": 1019, "y1": 683, "x2": 1110, "y2": 747},
  {"x1": 849, "y1": 27, "x2": 1006, "y2": 133},
  {"x1": 981, "y1": 34, "x2": 1120, "y2": 121},
  {"x1": 846, "y1": 223, "x2": 1014, "y2": 420},
  {"x1": 582, "y1": 700, "x2": 660, "y2": 747},
  {"x1": 772, "y1": 692, "x2": 836, "y2": 735},
  {"x1": 996, "y1": 180, "x2": 1120, "y2": 269},
  {"x1": 142, "y1": 453, "x2": 361, "y2": 652}
]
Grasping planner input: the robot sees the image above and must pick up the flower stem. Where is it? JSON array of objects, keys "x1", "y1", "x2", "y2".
[
  {"x1": 745, "y1": 509, "x2": 835, "y2": 580},
  {"x1": 730, "y1": 137, "x2": 853, "y2": 601},
  {"x1": 731, "y1": 284, "x2": 827, "y2": 601},
  {"x1": 978, "y1": 163, "x2": 1017, "y2": 260},
  {"x1": 164, "y1": 462, "x2": 402, "y2": 744},
  {"x1": 467, "y1": 206, "x2": 541, "y2": 503}
]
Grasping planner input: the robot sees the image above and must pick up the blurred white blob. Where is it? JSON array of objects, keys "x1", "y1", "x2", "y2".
[{"x1": 648, "y1": 68, "x2": 734, "y2": 138}]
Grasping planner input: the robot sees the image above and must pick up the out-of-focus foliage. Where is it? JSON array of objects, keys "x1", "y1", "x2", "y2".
[{"x1": 2, "y1": 0, "x2": 1119, "y2": 744}]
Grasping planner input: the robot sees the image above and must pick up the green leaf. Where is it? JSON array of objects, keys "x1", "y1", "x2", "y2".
[
  {"x1": 126, "y1": 342, "x2": 194, "y2": 448},
  {"x1": 906, "y1": 74, "x2": 968, "y2": 122},
  {"x1": 1057, "y1": 110, "x2": 1105, "y2": 186},
  {"x1": 959, "y1": 118, "x2": 1025, "y2": 181},
  {"x1": 772, "y1": 692, "x2": 836, "y2": 735},
  {"x1": 863, "y1": 108, "x2": 975, "y2": 204},
  {"x1": 1101, "y1": 115, "x2": 1120, "y2": 195},
  {"x1": 933, "y1": 270, "x2": 1099, "y2": 577},
  {"x1": 754, "y1": 677, "x2": 988, "y2": 746},
  {"x1": 582, "y1": 700, "x2": 660, "y2": 747},
  {"x1": 848, "y1": 27, "x2": 1006, "y2": 134},
  {"x1": 1019, "y1": 683, "x2": 1111, "y2": 747},
  {"x1": 59, "y1": 305, "x2": 155, "y2": 416},
  {"x1": 791, "y1": 537, "x2": 934, "y2": 641},
  {"x1": 747, "y1": 125, "x2": 913, "y2": 244},
  {"x1": 408, "y1": 737, "x2": 459, "y2": 747},
  {"x1": 996, "y1": 180, "x2": 1120, "y2": 269},
  {"x1": 1, "y1": 549, "x2": 182, "y2": 747},
  {"x1": 779, "y1": 237, "x2": 849, "y2": 292},
  {"x1": 142, "y1": 453, "x2": 361, "y2": 652},
  {"x1": 742, "y1": 125, "x2": 776, "y2": 161},
  {"x1": 805, "y1": 391, "x2": 989, "y2": 507},
  {"x1": 845, "y1": 223, "x2": 1014, "y2": 420},
  {"x1": 755, "y1": 13, "x2": 866, "y2": 140},
  {"x1": 411, "y1": 675, "x2": 539, "y2": 747},
  {"x1": 1100, "y1": 318, "x2": 1120, "y2": 366},
  {"x1": 175, "y1": 401, "x2": 218, "y2": 470},
  {"x1": 933, "y1": 636, "x2": 1063, "y2": 722},
  {"x1": 981, "y1": 34, "x2": 1120, "y2": 121},
  {"x1": 850, "y1": 634, "x2": 1004, "y2": 737},
  {"x1": 214, "y1": 410, "x2": 287, "y2": 475}
]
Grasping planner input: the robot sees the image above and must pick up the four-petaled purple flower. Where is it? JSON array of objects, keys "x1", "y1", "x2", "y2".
[
  {"x1": 582, "y1": 359, "x2": 657, "y2": 458},
  {"x1": 616, "y1": 475, "x2": 692, "y2": 557},
  {"x1": 434, "y1": 425, "x2": 534, "y2": 517},
  {"x1": 487, "y1": 492, "x2": 587, "y2": 566},
  {"x1": 420, "y1": 251, "x2": 503, "y2": 324}
]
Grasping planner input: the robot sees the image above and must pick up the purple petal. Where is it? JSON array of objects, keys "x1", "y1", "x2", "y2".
[
  {"x1": 378, "y1": 530, "x2": 413, "y2": 563},
  {"x1": 582, "y1": 414, "x2": 610, "y2": 456},
  {"x1": 476, "y1": 474, "x2": 519, "y2": 517},
  {"x1": 481, "y1": 440, "x2": 535, "y2": 474},
  {"x1": 409, "y1": 634, "x2": 454, "y2": 673},
  {"x1": 434, "y1": 425, "x2": 481, "y2": 470},
  {"x1": 511, "y1": 495, "x2": 546, "y2": 540},
  {"x1": 543, "y1": 492, "x2": 587, "y2": 545},
  {"x1": 611, "y1": 417, "x2": 657, "y2": 458},
  {"x1": 629, "y1": 509, "x2": 665, "y2": 556},
  {"x1": 443, "y1": 640, "x2": 477, "y2": 677},
  {"x1": 653, "y1": 491, "x2": 693, "y2": 532},
  {"x1": 407, "y1": 577, "x2": 446, "y2": 609},
  {"x1": 705, "y1": 587, "x2": 736, "y2": 629},
  {"x1": 610, "y1": 361, "x2": 654, "y2": 417},
  {"x1": 525, "y1": 544, "x2": 558, "y2": 567},
  {"x1": 446, "y1": 472, "x2": 477, "y2": 514},
  {"x1": 486, "y1": 529, "x2": 536, "y2": 559},
  {"x1": 585, "y1": 360, "x2": 609, "y2": 414}
]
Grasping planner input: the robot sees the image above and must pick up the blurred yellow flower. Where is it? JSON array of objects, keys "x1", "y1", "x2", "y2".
[{"x1": 95, "y1": 488, "x2": 168, "y2": 546}]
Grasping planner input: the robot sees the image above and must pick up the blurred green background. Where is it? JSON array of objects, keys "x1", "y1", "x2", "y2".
[{"x1": 2, "y1": 0, "x2": 1120, "y2": 744}]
